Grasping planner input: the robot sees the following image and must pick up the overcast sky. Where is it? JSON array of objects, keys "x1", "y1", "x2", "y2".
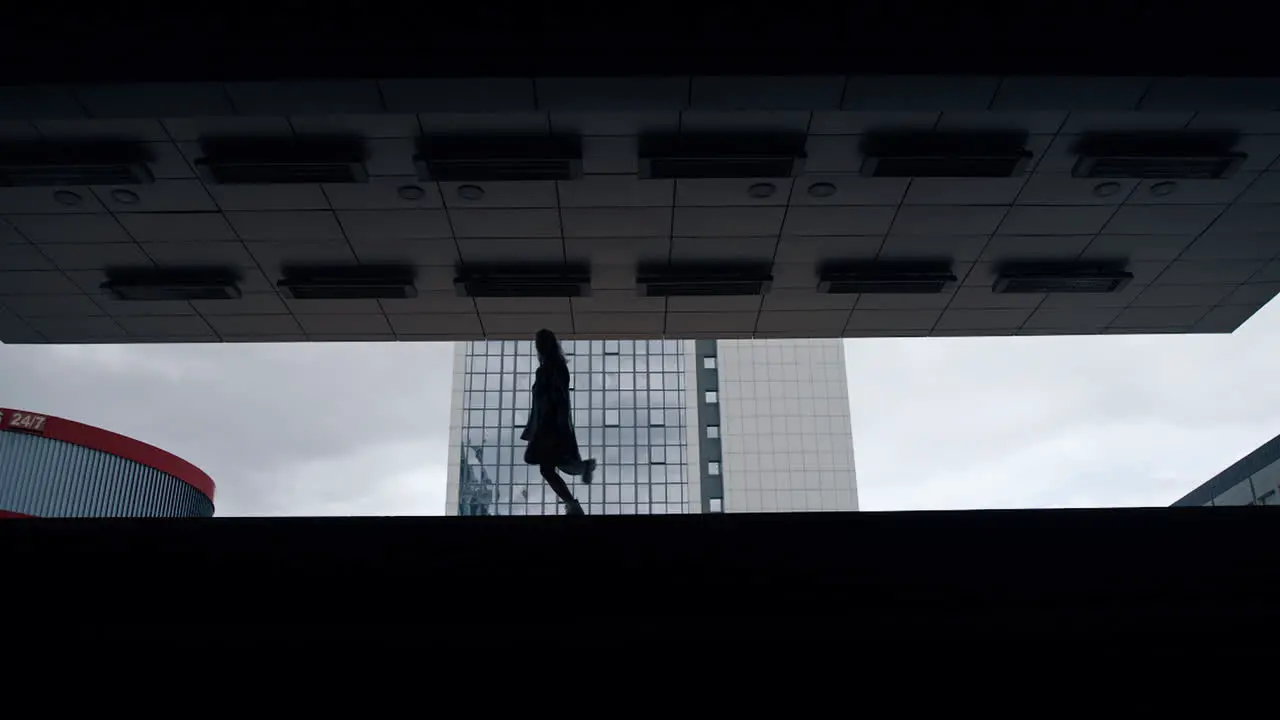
[{"x1": 3, "y1": 302, "x2": 1279, "y2": 516}]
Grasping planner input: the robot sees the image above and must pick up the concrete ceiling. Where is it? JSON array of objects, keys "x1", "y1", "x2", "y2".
[{"x1": 2, "y1": 75, "x2": 1279, "y2": 343}]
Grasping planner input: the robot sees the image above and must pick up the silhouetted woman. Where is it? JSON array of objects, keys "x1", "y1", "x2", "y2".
[{"x1": 521, "y1": 329, "x2": 596, "y2": 515}]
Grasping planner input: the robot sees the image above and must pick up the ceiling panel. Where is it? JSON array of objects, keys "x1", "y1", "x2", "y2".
[
  {"x1": 138, "y1": 240, "x2": 256, "y2": 267},
  {"x1": 24, "y1": 316, "x2": 125, "y2": 342},
  {"x1": 935, "y1": 111, "x2": 1066, "y2": 134},
  {"x1": 0, "y1": 243, "x2": 55, "y2": 270},
  {"x1": 558, "y1": 177, "x2": 672, "y2": 208},
  {"x1": 288, "y1": 114, "x2": 420, "y2": 139},
  {"x1": 992, "y1": 77, "x2": 1150, "y2": 111},
  {"x1": 998, "y1": 206, "x2": 1114, "y2": 235},
  {"x1": 207, "y1": 184, "x2": 329, "y2": 211},
  {"x1": 679, "y1": 110, "x2": 811, "y2": 133},
  {"x1": 0, "y1": 98, "x2": 1276, "y2": 344},
  {"x1": 116, "y1": 314, "x2": 215, "y2": 338},
  {"x1": 846, "y1": 309, "x2": 941, "y2": 332},
  {"x1": 1153, "y1": 260, "x2": 1266, "y2": 285},
  {"x1": 667, "y1": 296, "x2": 761, "y2": 313},
  {"x1": 572, "y1": 312, "x2": 665, "y2": 335},
  {"x1": 245, "y1": 240, "x2": 356, "y2": 272},
  {"x1": 349, "y1": 238, "x2": 459, "y2": 266},
  {"x1": 808, "y1": 111, "x2": 938, "y2": 135},
  {"x1": 675, "y1": 178, "x2": 794, "y2": 207},
  {"x1": 892, "y1": 206, "x2": 1005, "y2": 235},
  {"x1": 322, "y1": 178, "x2": 444, "y2": 211},
  {"x1": 979, "y1": 234, "x2": 1092, "y2": 261},
  {"x1": 295, "y1": 314, "x2": 392, "y2": 335},
  {"x1": 1, "y1": 294, "x2": 101, "y2": 316},
  {"x1": 670, "y1": 236, "x2": 777, "y2": 262},
  {"x1": 337, "y1": 209, "x2": 453, "y2": 241},
  {"x1": 904, "y1": 178, "x2": 1026, "y2": 205},
  {"x1": 562, "y1": 208, "x2": 672, "y2": 238},
  {"x1": 449, "y1": 209, "x2": 561, "y2": 239},
  {"x1": 387, "y1": 313, "x2": 483, "y2": 336},
  {"x1": 457, "y1": 237, "x2": 562, "y2": 263},
  {"x1": 1132, "y1": 285, "x2": 1235, "y2": 307},
  {"x1": 380, "y1": 292, "x2": 478, "y2": 315},
  {"x1": 774, "y1": 235, "x2": 881, "y2": 263},
  {"x1": 118, "y1": 213, "x2": 237, "y2": 243},
  {"x1": 1196, "y1": 304, "x2": 1265, "y2": 332},
  {"x1": 1023, "y1": 307, "x2": 1122, "y2": 330},
  {"x1": 161, "y1": 115, "x2": 292, "y2": 142},
  {"x1": 7, "y1": 214, "x2": 130, "y2": 244},
  {"x1": 283, "y1": 298, "x2": 381, "y2": 316},
  {"x1": 1017, "y1": 175, "x2": 1136, "y2": 205},
  {"x1": 42, "y1": 242, "x2": 151, "y2": 270},
  {"x1": 877, "y1": 234, "x2": 985, "y2": 261},
  {"x1": 1080, "y1": 235, "x2": 1196, "y2": 260},
  {"x1": 92, "y1": 180, "x2": 217, "y2": 213},
  {"x1": 481, "y1": 313, "x2": 573, "y2": 336},
  {"x1": 786, "y1": 206, "x2": 896, "y2": 236},
  {"x1": 204, "y1": 314, "x2": 303, "y2": 337},
  {"x1": 842, "y1": 76, "x2": 999, "y2": 111},
  {"x1": 673, "y1": 207, "x2": 785, "y2": 237},
  {"x1": 756, "y1": 310, "x2": 849, "y2": 334},
  {"x1": 935, "y1": 308, "x2": 1034, "y2": 331},
  {"x1": 193, "y1": 294, "x2": 290, "y2": 316},
  {"x1": 92, "y1": 298, "x2": 196, "y2": 317},
  {"x1": 380, "y1": 79, "x2": 536, "y2": 113},
  {"x1": 440, "y1": 181, "x2": 557, "y2": 210},
  {"x1": 226, "y1": 81, "x2": 383, "y2": 115},
  {"x1": 225, "y1": 211, "x2": 345, "y2": 241},
  {"x1": 0, "y1": 271, "x2": 81, "y2": 295},
  {"x1": 1104, "y1": 205, "x2": 1226, "y2": 236},
  {"x1": 0, "y1": 187, "x2": 107, "y2": 215}
]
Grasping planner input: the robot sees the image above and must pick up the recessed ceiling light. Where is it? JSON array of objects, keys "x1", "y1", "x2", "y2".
[
  {"x1": 1150, "y1": 181, "x2": 1179, "y2": 197},
  {"x1": 111, "y1": 189, "x2": 140, "y2": 204},
  {"x1": 397, "y1": 184, "x2": 426, "y2": 201},
  {"x1": 748, "y1": 182, "x2": 776, "y2": 199},
  {"x1": 456, "y1": 184, "x2": 485, "y2": 201},
  {"x1": 52, "y1": 190, "x2": 82, "y2": 206},
  {"x1": 807, "y1": 182, "x2": 837, "y2": 198},
  {"x1": 1092, "y1": 181, "x2": 1122, "y2": 198}
]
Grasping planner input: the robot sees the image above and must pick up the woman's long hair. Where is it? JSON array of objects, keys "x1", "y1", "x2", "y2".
[{"x1": 534, "y1": 328, "x2": 566, "y2": 367}]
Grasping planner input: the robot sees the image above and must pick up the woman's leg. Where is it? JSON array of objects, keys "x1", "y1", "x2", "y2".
[{"x1": 539, "y1": 463, "x2": 577, "y2": 505}]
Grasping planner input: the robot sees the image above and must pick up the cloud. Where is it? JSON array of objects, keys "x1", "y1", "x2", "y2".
[
  {"x1": 846, "y1": 300, "x2": 1280, "y2": 511},
  {"x1": 0, "y1": 341, "x2": 456, "y2": 516}
]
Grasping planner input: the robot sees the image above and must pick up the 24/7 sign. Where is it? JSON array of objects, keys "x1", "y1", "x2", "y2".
[{"x1": 0, "y1": 410, "x2": 49, "y2": 433}]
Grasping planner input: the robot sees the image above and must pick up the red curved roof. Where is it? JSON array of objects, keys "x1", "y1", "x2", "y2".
[{"x1": 0, "y1": 408, "x2": 215, "y2": 501}]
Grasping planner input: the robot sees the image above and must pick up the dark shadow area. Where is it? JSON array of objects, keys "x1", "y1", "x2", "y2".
[
  {"x1": 1, "y1": 3, "x2": 1274, "y2": 81},
  {"x1": 3, "y1": 508, "x2": 1279, "y2": 647}
]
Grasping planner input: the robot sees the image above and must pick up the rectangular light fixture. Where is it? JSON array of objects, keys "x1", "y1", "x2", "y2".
[
  {"x1": 0, "y1": 142, "x2": 154, "y2": 187},
  {"x1": 859, "y1": 131, "x2": 1032, "y2": 178},
  {"x1": 993, "y1": 263, "x2": 1134, "y2": 294},
  {"x1": 454, "y1": 264, "x2": 591, "y2": 298},
  {"x1": 638, "y1": 133, "x2": 807, "y2": 179},
  {"x1": 1071, "y1": 132, "x2": 1246, "y2": 180},
  {"x1": 277, "y1": 266, "x2": 418, "y2": 300},
  {"x1": 195, "y1": 137, "x2": 369, "y2": 185},
  {"x1": 101, "y1": 268, "x2": 241, "y2": 301},
  {"x1": 1074, "y1": 154, "x2": 1245, "y2": 180},
  {"x1": 818, "y1": 262, "x2": 956, "y2": 294},
  {"x1": 416, "y1": 135, "x2": 583, "y2": 182},
  {"x1": 637, "y1": 263, "x2": 774, "y2": 297}
]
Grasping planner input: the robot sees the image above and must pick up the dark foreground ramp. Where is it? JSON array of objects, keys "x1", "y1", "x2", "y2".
[{"x1": 2, "y1": 508, "x2": 1278, "y2": 644}]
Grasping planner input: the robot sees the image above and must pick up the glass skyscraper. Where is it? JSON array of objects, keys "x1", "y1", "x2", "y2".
[{"x1": 445, "y1": 337, "x2": 858, "y2": 516}]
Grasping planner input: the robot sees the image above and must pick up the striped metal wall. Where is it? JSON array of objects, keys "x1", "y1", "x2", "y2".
[{"x1": 0, "y1": 432, "x2": 213, "y2": 517}]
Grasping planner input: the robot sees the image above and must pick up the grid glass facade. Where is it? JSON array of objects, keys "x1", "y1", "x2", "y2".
[
  {"x1": 1172, "y1": 433, "x2": 1280, "y2": 507},
  {"x1": 456, "y1": 338, "x2": 691, "y2": 517}
]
